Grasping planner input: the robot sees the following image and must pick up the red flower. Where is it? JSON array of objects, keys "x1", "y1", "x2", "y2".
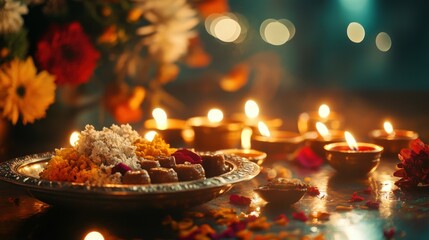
[
  {"x1": 394, "y1": 139, "x2": 429, "y2": 189},
  {"x1": 292, "y1": 211, "x2": 308, "y2": 222},
  {"x1": 229, "y1": 194, "x2": 251, "y2": 206},
  {"x1": 307, "y1": 186, "x2": 320, "y2": 196},
  {"x1": 36, "y1": 22, "x2": 100, "y2": 85},
  {"x1": 172, "y1": 149, "x2": 202, "y2": 164},
  {"x1": 296, "y1": 146, "x2": 324, "y2": 169},
  {"x1": 350, "y1": 192, "x2": 364, "y2": 202},
  {"x1": 383, "y1": 228, "x2": 396, "y2": 239}
]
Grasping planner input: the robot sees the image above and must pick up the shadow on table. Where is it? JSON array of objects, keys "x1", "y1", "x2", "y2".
[{"x1": 14, "y1": 206, "x2": 183, "y2": 240}]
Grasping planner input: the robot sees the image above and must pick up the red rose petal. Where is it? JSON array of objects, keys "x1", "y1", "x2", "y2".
[
  {"x1": 172, "y1": 149, "x2": 202, "y2": 164},
  {"x1": 292, "y1": 211, "x2": 308, "y2": 222},
  {"x1": 350, "y1": 192, "x2": 364, "y2": 202},
  {"x1": 307, "y1": 186, "x2": 320, "y2": 196},
  {"x1": 229, "y1": 194, "x2": 251, "y2": 206},
  {"x1": 383, "y1": 228, "x2": 396, "y2": 239},
  {"x1": 365, "y1": 201, "x2": 380, "y2": 209},
  {"x1": 296, "y1": 147, "x2": 324, "y2": 169}
]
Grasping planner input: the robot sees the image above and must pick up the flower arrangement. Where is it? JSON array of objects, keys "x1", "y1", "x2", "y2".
[
  {"x1": 394, "y1": 138, "x2": 429, "y2": 189},
  {"x1": 0, "y1": 0, "x2": 220, "y2": 126}
]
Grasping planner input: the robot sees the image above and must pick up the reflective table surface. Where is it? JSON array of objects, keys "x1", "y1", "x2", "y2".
[{"x1": 1, "y1": 154, "x2": 429, "y2": 240}]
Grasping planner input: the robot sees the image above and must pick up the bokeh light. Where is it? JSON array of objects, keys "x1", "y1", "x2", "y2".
[
  {"x1": 206, "y1": 13, "x2": 243, "y2": 43},
  {"x1": 375, "y1": 32, "x2": 392, "y2": 52},
  {"x1": 84, "y1": 231, "x2": 104, "y2": 240},
  {"x1": 260, "y1": 19, "x2": 291, "y2": 45},
  {"x1": 347, "y1": 22, "x2": 365, "y2": 43}
]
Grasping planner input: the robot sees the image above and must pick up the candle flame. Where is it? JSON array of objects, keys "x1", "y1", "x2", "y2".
[
  {"x1": 144, "y1": 131, "x2": 157, "y2": 142},
  {"x1": 245, "y1": 100, "x2": 259, "y2": 119},
  {"x1": 84, "y1": 231, "x2": 105, "y2": 240},
  {"x1": 383, "y1": 121, "x2": 394, "y2": 135},
  {"x1": 152, "y1": 108, "x2": 168, "y2": 130},
  {"x1": 258, "y1": 121, "x2": 271, "y2": 137},
  {"x1": 208, "y1": 108, "x2": 223, "y2": 123},
  {"x1": 315, "y1": 122, "x2": 331, "y2": 140},
  {"x1": 69, "y1": 131, "x2": 80, "y2": 147},
  {"x1": 241, "y1": 127, "x2": 252, "y2": 149},
  {"x1": 344, "y1": 131, "x2": 358, "y2": 151},
  {"x1": 318, "y1": 104, "x2": 330, "y2": 118}
]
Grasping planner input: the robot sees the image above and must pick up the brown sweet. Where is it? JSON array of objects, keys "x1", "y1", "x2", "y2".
[
  {"x1": 156, "y1": 156, "x2": 177, "y2": 168},
  {"x1": 139, "y1": 159, "x2": 161, "y2": 170},
  {"x1": 122, "y1": 170, "x2": 151, "y2": 185},
  {"x1": 148, "y1": 167, "x2": 179, "y2": 183},
  {"x1": 201, "y1": 154, "x2": 228, "y2": 178},
  {"x1": 174, "y1": 163, "x2": 206, "y2": 181}
]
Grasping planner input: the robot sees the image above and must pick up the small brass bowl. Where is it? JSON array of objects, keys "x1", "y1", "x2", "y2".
[
  {"x1": 254, "y1": 178, "x2": 307, "y2": 205},
  {"x1": 324, "y1": 142, "x2": 383, "y2": 176}
]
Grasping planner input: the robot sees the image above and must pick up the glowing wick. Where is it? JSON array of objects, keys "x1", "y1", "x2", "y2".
[
  {"x1": 152, "y1": 108, "x2": 168, "y2": 130},
  {"x1": 383, "y1": 121, "x2": 395, "y2": 137},
  {"x1": 258, "y1": 121, "x2": 271, "y2": 138},
  {"x1": 318, "y1": 104, "x2": 330, "y2": 119},
  {"x1": 208, "y1": 108, "x2": 223, "y2": 123},
  {"x1": 69, "y1": 131, "x2": 80, "y2": 147},
  {"x1": 245, "y1": 100, "x2": 260, "y2": 119},
  {"x1": 316, "y1": 122, "x2": 331, "y2": 141},
  {"x1": 345, "y1": 131, "x2": 358, "y2": 151},
  {"x1": 144, "y1": 131, "x2": 157, "y2": 142},
  {"x1": 241, "y1": 127, "x2": 252, "y2": 149}
]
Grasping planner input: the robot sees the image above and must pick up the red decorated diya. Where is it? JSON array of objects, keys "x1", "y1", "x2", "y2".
[{"x1": 324, "y1": 131, "x2": 383, "y2": 176}]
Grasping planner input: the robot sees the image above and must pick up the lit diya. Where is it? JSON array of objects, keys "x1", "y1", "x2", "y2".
[
  {"x1": 232, "y1": 99, "x2": 282, "y2": 132},
  {"x1": 298, "y1": 104, "x2": 343, "y2": 134},
  {"x1": 143, "y1": 108, "x2": 186, "y2": 145},
  {"x1": 251, "y1": 121, "x2": 305, "y2": 160},
  {"x1": 217, "y1": 127, "x2": 267, "y2": 166},
  {"x1": 305, "y1": 122, "x2": 345, "y2": 157},
  {"x1": 187, "y1": 108, "x2": 243, "y2": 151},
  {"x1": 324, "y1": 131, "x2": 383, "y2": 176},
  {"x1": 369, "y1": 121, "x2": 418, "y2": 156}
]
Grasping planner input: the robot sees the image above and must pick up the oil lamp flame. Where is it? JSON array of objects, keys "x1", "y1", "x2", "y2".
[
  {"x1": 318, "y1": 104, "x2": 330, "y2": 119},
  {"x1": 84, "y1": 231, "x2": 105, "y2": 240},
  {"x1": 208, "y1": 108, "x2": 223, "y2": 123},
  {"x1": 258, "y1": 121, "x2": 271, "y2": 138},
  {"x1": 69, "y1": 131, "x2": 80, "y2": 147},
  {"x1": 241, "y1": 127, "x2": 252, "y2": 149},
  {"x1": 344, "y1": 131, "x2": 358, "y2": 151},
  {"x1": 245, "y1": 100, "x2": 259, "y2": 119},
  {"x1": 316, "y1": 122, "x2": 331, "y2": 140},
  {"x1": 152, "y1": 108, "x2": 168, "y2": 130},
  {"x1": 383, "y1": 121, "x2": 394, "y2": 135},
  {"x1": 144, "y1": 131, "x2": 157, "y2": 142}
]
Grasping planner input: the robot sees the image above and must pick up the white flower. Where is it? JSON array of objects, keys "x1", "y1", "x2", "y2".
[
  {"x1": 134, "y1": 0, "x2": 199, "y2": 63},
  {"x1": 0, "y1": 0, "x2": 28, "y2": 34}
]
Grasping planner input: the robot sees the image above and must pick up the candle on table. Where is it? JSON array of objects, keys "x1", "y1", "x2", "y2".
[
  {"x1": 251, "y1": 121, "x2": 305, "y2": 160},
  {"x1": 369, "y1": 121, "x2": 418, "y2": 156},
  {"x1": 298, "y1": 104, "x2": 343, "y2": 134},
  {"x1": 232, "y1": 99, "x2": 282, "y2": 131},
  {"x1": 143, "y1": 108, "x2": 186, "y2": 145},
  {"x1": 216, "y1": 127, "x2": 267, "y2": 165},
  {"x1": 187, "y1": 108, "x2": 243, "y2": 151},
  {"x1": 305, "y1": 122, "x2": 345, "y2": 157},
  {"x1": 324, "y1": 131, "x2": 383, "y2": 177}
]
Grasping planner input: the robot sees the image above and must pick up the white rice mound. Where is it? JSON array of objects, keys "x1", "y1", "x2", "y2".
[{"x1": 74, "y1": 124, "x2": 142, "y2": 169}]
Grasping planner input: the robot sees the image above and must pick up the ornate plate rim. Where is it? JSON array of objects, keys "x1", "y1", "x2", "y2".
[{"x1": 0, "y1": 152, "x2": 260, "y2": 195}]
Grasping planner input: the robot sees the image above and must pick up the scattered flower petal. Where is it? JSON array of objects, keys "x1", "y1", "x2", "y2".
[
  {"x1": 292, "y1": 211, "x2": 308, "y2": 222},
  {"x1": 173, "y1": 149, "x2": 202, "y2": 164},
  {"x1": 350, "y1": 192, "x2": 364, "y2": 202},
  {"x1": 383, "y1": 228, "x2": 396, "y2": 239},
  {"x1": 296, "y1": 146, "x2": 324, "y2": 169},
  {"x1": 229, "y1": 194, "x2": 251, "y2": 206},
  {"x1": 307, "y1": 186, "x2": 320, "y2": 196}
]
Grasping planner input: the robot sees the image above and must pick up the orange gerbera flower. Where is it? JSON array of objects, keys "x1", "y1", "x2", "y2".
[{"x1": 0, "y1": 58, "x2": 56, "y2": 125}]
